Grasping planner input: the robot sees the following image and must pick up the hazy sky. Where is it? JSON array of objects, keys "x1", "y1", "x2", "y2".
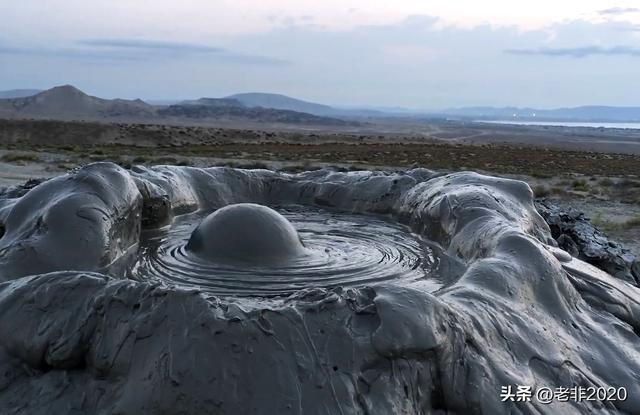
[{"x1": 1, "y1": 0, "x2": 640, "y2": 108}]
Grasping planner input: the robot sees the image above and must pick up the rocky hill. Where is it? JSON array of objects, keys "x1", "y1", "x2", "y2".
[
  {"x1": 158, "y1": 103, "x2": 353, "y2": 125},
  {"x1": 0, "y1": 85, "x2": 156, "y2": 119},
  {"x1": 226, "y1": 93, "x2": 336, "y2": 116}
]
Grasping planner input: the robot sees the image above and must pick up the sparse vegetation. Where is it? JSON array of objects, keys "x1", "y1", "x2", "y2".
[
  {"x1": 533, "y1": 184, "x2": 550, "y2": 198},
  {"x1": 599, "y1": 178, "x2": 614, "y2": 187},
  {"x1": 616, "y1": 179, "x2": 640, "y2": 189},
  {"x1": 591, "y1": 211, "x2": 607, "y2": 229},
  {"x1": 56, "y1": 163, "x2": 73, "y2": 170},
  {"x1": 591, "y1": 211, "x2": 640, "y2": 231},
  {"x1": 531, "y1": 171, "x2": 553, "y2": 179},
  {"x1": 571, "y1": 179, "x2": 588, "y2": 191},
  {"x1": 627, "y1": 214, "x2": 640, "y2": 228},
  {"x1": 1, "y1": 152, "x2": 40, "y2": 164},
  {"x1": 154, "y1": 156, "x2": 178, "y2": 164},
  {"x1": 1, "y1": 119, "x2": 640, "y2": 178}
]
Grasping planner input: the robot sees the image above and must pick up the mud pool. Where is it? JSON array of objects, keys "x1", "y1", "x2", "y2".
[{"x1": 128, "y1": 204, "x2": 438, "y2": 296}]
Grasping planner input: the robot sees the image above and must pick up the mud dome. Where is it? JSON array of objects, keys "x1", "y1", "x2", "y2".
[
  {"x1": 186, "y1": 203, "x2": 308, "y2": 264},
  {"x1": 1, "y1": 162, "x2": 640, "y2": 414}
]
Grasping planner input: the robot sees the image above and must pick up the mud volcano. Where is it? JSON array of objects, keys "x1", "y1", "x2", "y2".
[{"x1": 0, "y1": 163, "x2": 639, "y2": 414}]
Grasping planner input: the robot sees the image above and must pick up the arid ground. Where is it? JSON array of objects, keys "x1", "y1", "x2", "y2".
[{"x1": 1, "y1": 118, "x2": 639, "y2": 254}]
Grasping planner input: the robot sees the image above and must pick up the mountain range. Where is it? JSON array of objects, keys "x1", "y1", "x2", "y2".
[
  {"x1": 186, "y1": 94, "x2": 640, "y2": 122},
  {"x1": 0, "y1": 86, "x2": 352, "y2": 126},
  {"x1": 1, "y1": 86, "x2": 639, "y2": 123}
]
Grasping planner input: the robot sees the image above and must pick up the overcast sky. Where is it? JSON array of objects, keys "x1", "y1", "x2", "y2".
[{"x1": 1, "y1": 0, "x2": 639, "y2": 108}]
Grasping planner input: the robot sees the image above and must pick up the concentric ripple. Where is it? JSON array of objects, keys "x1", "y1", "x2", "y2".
[{"x1": 128, "y1": 205, "x2": 436, "y2": 296}]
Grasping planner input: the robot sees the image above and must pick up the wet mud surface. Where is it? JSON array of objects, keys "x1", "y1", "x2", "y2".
[
  {"x1": 129, "y1": 205, "x2": 437, "y2": 296},
  {"x1": 0, "y1": 163, "x2": 639, "y2": 414}
]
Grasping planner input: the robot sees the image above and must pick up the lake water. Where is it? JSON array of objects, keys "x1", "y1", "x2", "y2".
[{"x1": 477, "y1": 120, "x2": 640, "y2": 130}]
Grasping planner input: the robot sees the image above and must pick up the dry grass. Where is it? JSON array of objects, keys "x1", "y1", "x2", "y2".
[
  {"x1": 592, "y1": 211, "x2": 640, "y2": 231},
  {"x1": 1, "y1": 152, "x2": 40, "y2": 163}
]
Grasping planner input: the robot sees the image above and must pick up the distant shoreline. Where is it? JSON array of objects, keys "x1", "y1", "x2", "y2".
[{"x1": 476, "y1": 119, "x2": 640, "y2": 130}]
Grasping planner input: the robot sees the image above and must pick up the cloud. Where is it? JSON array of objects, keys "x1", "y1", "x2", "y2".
[
  {"x1": 0, "y1": 45, "x2": 137, "y2": 61},
  {"x1": 2, "y1": 17, "x2": 640, "y2": 107},
  {"x1": 0, "y1": 39, "x2": 289, "y2": 65},
  {"x1": 79, "y1": 39, "x2": 224, "y2": 53},
  {"x1": 79, "y1": 38, "x2": 289, "y2": 64},
  {"x1": 504, "y1": 45, "x2": 640, "y2": 58},
  {"x1": 598, "y1": 7, "x2": 640, "y2": 16}
]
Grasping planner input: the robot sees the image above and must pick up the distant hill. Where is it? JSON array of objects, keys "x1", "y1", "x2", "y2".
[
  {"x1": 0, "y1": 89, "x2": 42, "y2": 99},
  {"x1": 165, "y1": 95, "x2": 355, "y2": 125},
  {"x1": 226, "y1": 93, "x2": 336, "y2": 116},
  {"x1": 541, "y1": 106, "x2": 640, "y2": 122},
  {"x1": 219, "y1": 95, "x2": 640, "y2": 122},
  {"x1": 158, "y1": 103, "x2": 353, "y2": 126},
  {"x1": 179, "y1": 98, "x2": 246, "y2": 108},
  {"x1": 0, "y1": 86, "x2": 354, "y2": 126},
  {"x1": 0, "y1": 85, "x2": 156, "y2": 119}
]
